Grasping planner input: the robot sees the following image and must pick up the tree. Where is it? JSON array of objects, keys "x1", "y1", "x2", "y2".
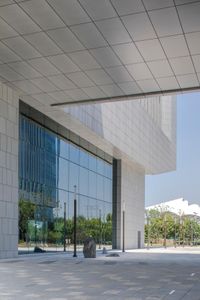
[
  {"x1": 145, "y1": 208, "x2": 200, "y2": 247},
  {"x1": 19, "y1": 199, "x2": 36, "y2": 242}
]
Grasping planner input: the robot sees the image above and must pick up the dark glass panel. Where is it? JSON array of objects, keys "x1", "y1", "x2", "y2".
[
  {"x1": 45, "y1": 129, "x2": 57, "y2": 154},
  {"x1": 44, "y1": 151, "x2": 56, "y2": 188}
]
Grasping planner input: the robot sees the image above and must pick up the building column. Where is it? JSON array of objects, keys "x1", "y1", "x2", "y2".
[
  {"x1": 0, "y1": 83, "x2": 19, "y2": 258},
  {"x1": 112, "y1": 159, "x2": 121, "y2": 249},
  {"x1": 112, "y1": 159, "x2": 145, "y2": 249}
]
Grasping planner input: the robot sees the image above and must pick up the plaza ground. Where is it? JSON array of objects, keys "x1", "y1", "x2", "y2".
[{"x1": 0, "y1": 247, "x2": 200, "y2": 300}]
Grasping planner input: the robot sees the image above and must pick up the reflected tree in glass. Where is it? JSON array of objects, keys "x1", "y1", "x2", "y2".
[{"x1": 19, "y1": 198, "x2": 36, "y2": 245}]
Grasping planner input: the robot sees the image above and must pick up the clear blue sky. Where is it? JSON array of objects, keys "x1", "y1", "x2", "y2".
[{"x1": 145, "y1": 92, "x2": 200, "y2": 207}]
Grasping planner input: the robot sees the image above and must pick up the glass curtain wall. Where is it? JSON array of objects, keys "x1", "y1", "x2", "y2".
[{"x1": 19, "y1": 115, "x2": 112, "y2": 253}]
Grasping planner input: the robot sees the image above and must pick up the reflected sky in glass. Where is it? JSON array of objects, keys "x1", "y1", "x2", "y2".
[{"x1": 19, "y1": 115, "x2": 113, "y2": 222}]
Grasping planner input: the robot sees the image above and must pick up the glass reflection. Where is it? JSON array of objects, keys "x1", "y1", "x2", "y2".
[
  {"x1": 80, "y1": 149, "x2": 89, "y2": 168},
  {"x1": 57, "y1": 139, "x2": 69, "y2": 160},
  {"x1": 69, "y1": 162, "x2": 79, "y2": 192},
  {"x1": 19, "y1": 115, "x2": 113, "y2": 253},
  {"x1": 69, "y1": 143, "x2": 79, "y2": 164},
  {"x1": 89, "y1": 154, "x2": 96, "y2": 172},
  {"x1": 79, "y1": 167, "x2": 88, "y2": 196}
]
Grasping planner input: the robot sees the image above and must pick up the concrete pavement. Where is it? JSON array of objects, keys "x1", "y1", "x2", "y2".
[{"x1": 0, "y1": 247, "x2": 200, "y2": 300}]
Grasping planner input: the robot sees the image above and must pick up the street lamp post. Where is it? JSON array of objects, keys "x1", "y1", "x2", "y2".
[
  {"x1": 63, "y1": 202, "x2": 66, "y2": 252},
  {"x1": 122, "y1": 200, "x2": 125, "y2": 252},
  {"x1": 99, "y1": 209, "x2": 102, "y2": 249},
  {"x1": 73, "y1": 185, "x2": 77, "y2": 257}
]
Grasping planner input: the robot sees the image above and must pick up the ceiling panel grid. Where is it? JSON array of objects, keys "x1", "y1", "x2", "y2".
[{"x1": 0, "y1": 0, "x2": 199, "y2": 106}]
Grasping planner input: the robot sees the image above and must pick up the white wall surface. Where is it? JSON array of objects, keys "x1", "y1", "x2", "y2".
[
  {"x1": 35, "y1": 95, "x2": 176, "y2": 175},
  {"x1": 121, "y1": 160, "x2": 145, "y2": 249},
  {"x1": 27, "y1": 95, "x2": 176, "y2": 249},
  {"x1": 0, "y1": 82, "x2": 19, "y2": 258}
]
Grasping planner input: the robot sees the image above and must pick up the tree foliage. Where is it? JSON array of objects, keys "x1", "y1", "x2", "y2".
[
  {"x1": 145, "y1": 208, "x2": 200, "y2": 246},
  {"x1": 19, "y1": 199, "x2": 36, "y2": 241}
]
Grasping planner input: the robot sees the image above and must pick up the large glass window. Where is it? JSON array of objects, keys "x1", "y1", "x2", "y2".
[
  {"x1": 57, "y1": 139, "x2": 69, "y2": 160},
  {"x1": 79, "y1": 167, "x2": 88, "y2": 196},
  {"x1": 57, "y1": 157, "x2": 68, "y2": 190},
  {"x1": 19, "y1": 115, "x2": 113, "y2": 253}
]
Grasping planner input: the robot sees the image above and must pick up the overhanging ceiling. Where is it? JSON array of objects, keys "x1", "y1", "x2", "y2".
[{"x1": 0, "y1": 0, "x2": 200, "y2": 106}]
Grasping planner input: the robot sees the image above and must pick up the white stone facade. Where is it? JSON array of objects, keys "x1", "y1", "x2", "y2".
[
  {"x1": 0, "y1": 80, "x2": 176, "y2": 255},
  {"x1": 60, "y1": 97, "x2": 175, "y2": 249},
  {"x1": 37, "y1": 95, "x2": 176, "y2": 249},
  {"x1": 0, "y1": 83, "x2": 19, "y2": 259},
  {"x1": 22, "y1": 93, "x2": 176, "y2": 250},
  {"x1": 39, "y1": 95, "x2": 176, "y2": 175},
  {"x1": 121, "y1": 161, "x2": 145, "y2": 249}
]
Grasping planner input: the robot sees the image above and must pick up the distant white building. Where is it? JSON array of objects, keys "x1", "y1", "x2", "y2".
[{"x1": 146, "y1": 198, "x2": 200, "y2": 218}]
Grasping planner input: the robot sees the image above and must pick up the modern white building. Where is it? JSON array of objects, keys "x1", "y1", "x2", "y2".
[
  {"x1": 0, "y1": 0, "x2": 190, "y2": 259},
  {"x1": 146, "y1": 198, "x2": 200, "y2": 218},
  {"x1": 0, "y1": 83, "x2": 176, "y2": 258}
]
